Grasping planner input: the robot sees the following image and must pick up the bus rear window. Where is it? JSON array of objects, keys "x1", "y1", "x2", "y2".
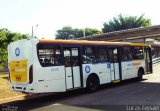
[{"x1": 37, "y1": 44, "x2": 61, "y2": 67}]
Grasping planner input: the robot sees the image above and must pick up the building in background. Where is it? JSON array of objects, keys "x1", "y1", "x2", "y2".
[{"x1": 77, "y1": 25, "x2": 160, "y2": 58}]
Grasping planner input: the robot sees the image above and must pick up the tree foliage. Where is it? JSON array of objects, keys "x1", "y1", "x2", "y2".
[
  {"x1": 102, "y1": 14, "x2": 151, "y2": 33},
  {"x1": 0, "y1": 28, "x2": 29, "y2": 70},
  {"x1": 55, "y1": 26, "x2": 102, "y2": 39}
]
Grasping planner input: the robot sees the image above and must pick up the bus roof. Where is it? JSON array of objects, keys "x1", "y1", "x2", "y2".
[{"x1": 39, "y1": 39, "x2": 150, "y2": 47}]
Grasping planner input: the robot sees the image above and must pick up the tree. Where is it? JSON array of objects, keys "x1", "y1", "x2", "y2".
[
  {"x1": 55, "y1": 26, "x2": 102, "y2": 39},
  {"x1": 102, "y1": 14, "x2": 151, "y2": 33},
  {"x1": 0, "y1": 28, "x2": 29, "y2": 70},
  {"x1": 84, "y1": 28, "x2": 102, "y2": 37},
  {"x1": 56, "y1": 26, "x2": 75, "y2": 39}
]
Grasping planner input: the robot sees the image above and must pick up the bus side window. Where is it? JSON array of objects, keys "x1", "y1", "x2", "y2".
[
  {"x1": 132, "y1": 46, "x2": 144, "y2": 60},
  {"x1": 83, "y1": 46, "x2": 95, "y2": 64},
  {"x1": 37, "y1": 45, "x2": 62, "y2": 67},
  {"x1": 108, "y1": 48, "x2": 118, "y2": 63},
  {"x1": 64, "y1": 49, "x2": 71, "y2": 67},
  {"x1": 63, "y1": 48, "x2": 79, "y2": 67},
  {"x1": 122, "y1": 47, "x2": 132, "y2": 61},
  {"x1": 72, "y1": 49, "x2": 79, "y2": 66},
  {"x1": 96, "y1": 46, "x2": 108, "y2": 63},
  {"x1": 108, "y1": 50, "x2": 113, "y2": 62}
]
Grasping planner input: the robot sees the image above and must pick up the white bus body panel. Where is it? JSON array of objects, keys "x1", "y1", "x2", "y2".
[
  {"x1": 82, "y1": 63, "x2": 111, "y2": 87},
  {"x1": 82, "y1": 61, "x2": 145, "y2": 88},
  {"x1": 110, "y1": 63, "x2": 120, "y2": 80},
  {"x1": 8, "y1": 39, "x2": 66, "y2": 93},
  {"x1": 34, "y1": 66, "x2": 66, "y2": 93},
  {"x1": 73, "y1": 66, "x2": 81, "y2": 88},
  {"x1": 65, "y1": 66, "x2": 81, "y2": 89},
  {"x1": 65, "y1": 67, "x2": 73, "y2": 89},
  {"x1": 8, "y1": 39, "x2": 36, "y2": 93},
  {"x1": 121, "y1": 60, "x2": 145, "y2": 80},
  {"x1": 121, "y1": 61, "x2": 132, "y2": 80},
  {"x1": 131, "y1": 60, "x2": 145, "y2": 78},
  {"x1": 32, "y1": 41, "x2": 66, "y2": 93}
]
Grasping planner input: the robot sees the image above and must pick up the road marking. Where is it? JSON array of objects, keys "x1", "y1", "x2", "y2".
[{"x1": 53, "y1": 103, "x2": 63, "y2": 105}]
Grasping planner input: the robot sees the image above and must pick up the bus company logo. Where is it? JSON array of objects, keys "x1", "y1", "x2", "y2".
[
  {"x1": 85, "y1": 66, "x2": 90, "y2": 73},
  {"x1": 15, "y1": 48, "x2": 20, "y2": 57}
]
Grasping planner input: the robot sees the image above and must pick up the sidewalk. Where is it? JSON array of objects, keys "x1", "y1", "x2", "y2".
[{"x1": 152, "y1": 63, "x2": 160, "y2": 75}]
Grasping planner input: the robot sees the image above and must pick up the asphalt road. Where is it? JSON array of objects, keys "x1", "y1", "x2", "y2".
[{"x1": 1, "y1": 65, "x2": 160, "y2": 111}]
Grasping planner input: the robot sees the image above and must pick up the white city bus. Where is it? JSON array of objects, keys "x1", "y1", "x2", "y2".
[{"x1": 8, "y1": 38, "x2": 152, "y2": 93}]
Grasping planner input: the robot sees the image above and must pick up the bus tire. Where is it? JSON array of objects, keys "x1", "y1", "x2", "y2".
[
  {"x1": 86, "y1": 74, "x2": 100, "y2": 92},
  {"x1": 137, "y1": 68, "x2": 144, "y2": 81}
]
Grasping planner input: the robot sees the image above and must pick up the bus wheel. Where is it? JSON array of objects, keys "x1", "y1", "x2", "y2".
[
  {"x1": 137, "y1": 69, "x2": 144, "y2": 81},
  {"x1": 86, "y1": 74, "x2": 100, "y2": 92}
]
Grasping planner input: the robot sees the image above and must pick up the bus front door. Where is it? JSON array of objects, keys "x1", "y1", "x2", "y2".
[
  {"x1": 108, "y1": 47, "x2": 121, "y2": 82},
  {"x1": 64, "y1": 48, "x2": 81, "y2": 89}
]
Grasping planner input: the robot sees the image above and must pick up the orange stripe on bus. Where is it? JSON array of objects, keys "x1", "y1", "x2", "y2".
[{"x1": 39, "y1": 39, "x2": 130, "y2": 46}]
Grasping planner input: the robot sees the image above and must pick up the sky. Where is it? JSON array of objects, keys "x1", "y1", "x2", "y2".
[{"x1": 1, "y1": 0, "x2": 160, "y2": 39}]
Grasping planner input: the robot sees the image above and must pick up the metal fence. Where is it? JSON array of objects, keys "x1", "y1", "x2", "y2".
[{"x1": 153, "y1": 57, "x2": 160, "y2": 66}]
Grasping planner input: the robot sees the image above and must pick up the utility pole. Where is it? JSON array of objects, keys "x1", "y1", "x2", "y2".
[
  {"x1": 31, "y1": 26, "x2": 33, "y2": 37},
  {"x1": 31, "y1": 24, "x2": 38, "y2": 38},
  {"x1": 83, "y1": 28, "x2": 85, "y2": 37}
]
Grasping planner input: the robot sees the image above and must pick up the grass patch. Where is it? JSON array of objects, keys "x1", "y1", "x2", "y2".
[{"x1": 0, "y1": 73, "x2": 26, "y2": 100}]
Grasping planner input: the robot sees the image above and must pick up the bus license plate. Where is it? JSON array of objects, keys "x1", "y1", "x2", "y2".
[{"x1": 16, "y1": 76, "x2": 21, "y2": 81}]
